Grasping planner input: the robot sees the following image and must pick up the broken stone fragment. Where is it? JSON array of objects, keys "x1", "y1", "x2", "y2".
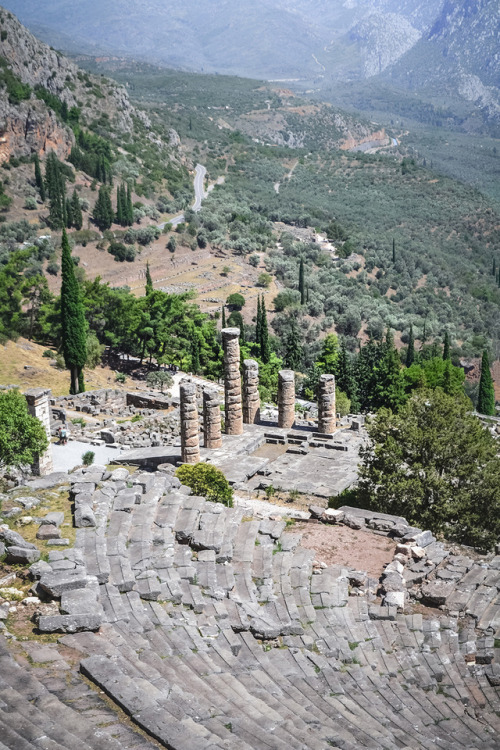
[{"x1": 5, "y1": 546, "x2": 41, "y2": 564}]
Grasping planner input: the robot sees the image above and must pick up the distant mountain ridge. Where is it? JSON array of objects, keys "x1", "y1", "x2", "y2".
[{"x1": 4, "y1": 0, "x2": 498, "y2": 126}]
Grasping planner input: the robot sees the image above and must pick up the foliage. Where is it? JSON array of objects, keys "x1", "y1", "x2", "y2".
[
  {"x1": 108, "y1": 241, "x2": 135, "y2": 262},
  {"x1": 226, "y1": 292, "x2": 245, "y2": 309},
  {"x1": 336, "y1": 390, "x2": 351, "y2": 417},
  {"x1": 0, "y1": 55, "x2": 31, "y2": 104},
  {"x1": 60, "y1": 229, "x2": 87, "y2": 393},
  {"x1": 81, "y1": 450, "x2": 95, "y2": 466},
  {"x1": 477, "y1": 350, "x2": 495, "y2": 416},
  {"x1": 357, "y1": 389, "x2": 500, "y2": 550},
  {"x1": 175, "y1": 463, "x2": 233, "y2": 507},
  {"x1": 0, "y1": 389, "x2": 48, "y2": 469},
  {"x1": 145, "y1": 370, "x2": 173, "y2": 392},
  {"x1": 93, "y1": 185, "x2": 114, "y2": 231},
  {"x1": 85, "y1": 332, "x2": 104, "y2": 369}
]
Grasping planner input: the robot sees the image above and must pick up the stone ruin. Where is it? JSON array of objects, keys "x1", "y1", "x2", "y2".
[
  {"x1": 0, "y1": 330, "x2": 497, "y2": 748},
  {"x1": 0, "y1": 462, "x2": 498, "y2": 749}
]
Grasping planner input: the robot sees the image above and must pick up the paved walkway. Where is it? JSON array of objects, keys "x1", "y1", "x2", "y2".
[{"x1": 51, "y1": 440, "x2": 124, "y2": 472}]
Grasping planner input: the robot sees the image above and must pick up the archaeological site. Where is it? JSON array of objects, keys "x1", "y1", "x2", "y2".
[{"x1": 0, "y1": 329, "x2": 499, "y2": 750}]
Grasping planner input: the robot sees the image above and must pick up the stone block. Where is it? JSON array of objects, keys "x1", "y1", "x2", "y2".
[
  {"x1": 75, "y1": 505, "x2": 97, "y2": 528},
  {"x1": 5, "y1": 546, "x2": 41, "y2": 564},
  {"x1": 37, "y1": 613, "x2": 101, "y2": 633},
  {"x1": 384, "y1": 591, "x2": 406, "y2": 609},
  {"x1": 421, "y1": 580, "x2": 455, "y2": 607},
  {"x1": 39, "y1": 511, "x2": 65, "y2": 527},
  {"x1": 36, "y1": 525, "x2": 61, "y2": 540}
]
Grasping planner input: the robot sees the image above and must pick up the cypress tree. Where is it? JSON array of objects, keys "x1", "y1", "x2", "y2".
[
  {"x1": 65, "y1": 197, "x2": 73, "y2": 228},
  {"x1": 284, "y1": 319, "x2": 302, "y2": 370},
  {"x1": 260, "y1": 295, "x2": 270, "y2": 363},
  {"x1": 477, "y1": 350, "x2": 495, "y2": 416},
  {"x1": 336, "y1": 340, "x2": 359, "y2": 412},
  {"x1": 126, "y1": 184, "x2": 134, "y2": 225},
  {"x1": 60, "y1": 229, "x2": 87, "y2": 394},
  {"x1": 493, "y1": 258, "x2": 496, "y2": 277},
  {"x1": 374, "y1": 329, "x2": 405, "y2": 412},
  {"x1": 116, "y1": 184, "x2": 123, "y2": 225},
  {"x1": 443, "y1": 359, "x2": 453, "y2": 395},
  {"x1": 221, "y1": 305, "x2": 226, "y2": 329},
  {"x1": 34, "y1": 153, "x2": 45, "y2": 201},
  {"x1": 71, "y1": 189, "x2": 82, "y2": 230},
  {"x1": 145, "y1": 262, "x2": 153, "y2": 296},
  {"x1": 298, "y1": 258, "x2": 305, "y2": 305},
  {"x1": 443, "y1": 331, "x2": 450, "y2": 361},
  {"x1": 406, "y1": 324, "x2": 415, "y2": 367},
  {"x1": 93, "y1": 186, "x2": 113, "y2": 231},
  {"x1": 392, "y1": 238, "x2": 396, "y2": 263},
  {"x1": 255, "y1": 295, "x2": 261, "y2": 348},
  {"x1": 191, "y1": 332, "x2": 201, "y2": 375}
]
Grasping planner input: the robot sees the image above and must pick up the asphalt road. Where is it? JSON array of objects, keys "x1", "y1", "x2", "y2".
[{"x1": 159, "y1": 163, "x2": 207, "y2": 229}]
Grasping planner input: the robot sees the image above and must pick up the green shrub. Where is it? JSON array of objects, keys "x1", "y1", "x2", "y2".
[
  {"x1": 81, "y1": 450, "x2": 95, "y2": 466},
  {"x1": 175, "y1": 463, "x2": 233, "y2": 507}
]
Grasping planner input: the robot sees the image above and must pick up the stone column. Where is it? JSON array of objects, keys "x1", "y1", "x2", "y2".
[
  {"x1": 222, "y1": 328, "x2": 243, "y2": 435},
  {"x1": 24, "y1": 388, "x2": 53, "y2": 476},
  {"x1": 203, "y1": 388, "x2": 222, "y2": 449},
  {"x1": 278, "y1": 370, "x2": 295, "y2": 429},
  {"x1": 317, "y1": 373, "x2": 336, "y2": 434},
  {"x1": 180, "y1": 381, "x2": 200, "y2": 464},
  {"x1": 243, "y1": 359, "x2": 260, "y2": 425}
]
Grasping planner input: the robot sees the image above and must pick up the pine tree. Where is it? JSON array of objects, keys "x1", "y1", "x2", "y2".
[
  {"x1": 443, "y1": 331, "x2": 450, "y2": 361},
  {"x1": 260, "y1": 295, "x2": 270, "y2": 363},
  {"x1": 477, "y1": 350, "x2": 495, "y2": 416},
  {"x1": 71, "y1": 190, "x2": 83, "y2": 230},
  {"x1": 406, "y1": 324, "x2": 415, "y2": 367},
  {"x1": 221, "y1": 305, "x2": 226, "y2": 329},
  {"x1": 60, "y1": 229, "x2": 87, "y2": 394},
  {"x1": 392, "y1": 238, "x2": 396, "y2": 263},
  {"x1": 298, "y1": 258, "x2": 305, "y2": 305},
  {"x1": 145, "y1": 262, "x2": 153, "y2": 296},
  {"x1": 34, "y1": 153, "x2": 45, "y2": 201}
]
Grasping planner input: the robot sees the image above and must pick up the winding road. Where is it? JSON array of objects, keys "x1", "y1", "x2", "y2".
[{"x1": 159, "y1": 163, "x2": 207, "y2": 228}]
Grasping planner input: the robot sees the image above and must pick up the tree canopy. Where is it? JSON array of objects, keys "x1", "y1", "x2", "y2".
[
  {"x1": 357, "y1": 388, "x2": 500, "y2": 550},
  {"x1": 0, "y1": 389, "x2": 48, "y2": 470}
]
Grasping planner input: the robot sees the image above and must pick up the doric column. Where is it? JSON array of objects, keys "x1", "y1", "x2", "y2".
[
  {"x1": 24, "y1": 388, "x2": 53, "y2": 476},
  {"x1": 243, "y1": 359, "x2": 260, "y2": 424},
  {"x1": 180, "y1": 381, "x2": 200, "y2": 463},
  {"x1": 222, "y1": 328, "x2": 243, "y2": 435},
  {"x1": 278, "y1": 370, "x2": 295, "y2": 429},
  {"x1": 317, "y1": 373, "x2": 336, "y2": 434},
  {"x1": 203, "y1": 388, "x2": 222, "y2": 449}
]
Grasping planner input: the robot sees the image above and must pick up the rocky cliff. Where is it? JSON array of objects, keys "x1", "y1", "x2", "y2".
[{"x1": 0, "y1": 6, "x2": 150, "y2": 161}]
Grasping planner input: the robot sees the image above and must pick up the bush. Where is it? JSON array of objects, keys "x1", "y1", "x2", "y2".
[
  {"x1": 249, "y1": 254, "x2": 260, "y2": 267},
  {"x1": 81, "y1": 450, "x2": 95, "y2": 467},
  {"x1": 257, "y1": 272, "x2": 272, "y2": 288},
  {"x1": 336, "y1": 390, "x2": 351, "y2": 417},
  {"x1": 24, "y1": 196, "x2": 37, "y2": 210},
  {"x1": 86, "y1": 332, "x2": 104, "y2": 369},
  {"x1": 115, "y1": 372, "x2": 126, "y2": 383},
  {"x1": 43, "y1": 349, "x2": 55, "y2": 358},
  {"x1": 46, "y1": 261, "x2": 59, "y2": 276},
  {"x1": 226, "y1": 292, "x2": 245, "y2": 309},
  {"x1": 175, "y1": 463, "x2": 233, "y2": 507},
  {"x1": 108, "y1": 242, "x2": 136, "y2": 262}
]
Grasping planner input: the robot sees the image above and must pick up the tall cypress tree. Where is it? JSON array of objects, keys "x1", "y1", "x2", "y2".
[
  {"x1": 93, "y1": 186, "x2": 113, "y2": 231},
  {"x1": 374, "y1": 329, "x2": 405, "y2": 412},
  {"x1": 477, "y1": 350, "x2": 495, "y2": 416},
  {"x1": 493, "y1": 258, "x2": 496, "y2": 277},
  {"x1": 60, "y1": 229, "x2": 87, "y2": 394},
  {"x1": 255, "y1": 295, "x2": 261, "y2": 347},
  {"x1": 221, "y1": 305, "x2": 226, "y2": 329},
  {"x1": 145, "y1": 262, "x2": 153, "y2": 296},
  {"x1": 298, "y1": 258, "x2": 305, "y2": 305},
  {"x1": 116, "y1": 184, "x2": 124, "y2": 225},
  {"x1": 260, "y1": 295, "x2": 270, "y2": 364},
  {"x1": 34, "y1": 153, "x2": 45, "y2": 201},
  {"x1": 406, "y1": 324, "x2": 415, "y2": 367},
  {"x1": 284, "y1": 318, "x2": 302, "y2": 370},
  {"x1": 191, "y1": 332, "x2": 201, "y2": 375},
  {"x1": 392, "y1": 238, "x2": 396, "y2": 263},
  {"x1": 126, "y1": 184, "x2": 134, "y2": 225},
  {"x1": 71, "y1": 189, "x2": 83, "y2": 230},
  {"x1": 65, "y1": 197, "x2": 73, "y2": 228},
  {"x1": 336, "y1": 340, "x2": 359, "y2": 412},
  {"x1": 443, "y1": 331, "x2": 450, "y2": 361}
]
